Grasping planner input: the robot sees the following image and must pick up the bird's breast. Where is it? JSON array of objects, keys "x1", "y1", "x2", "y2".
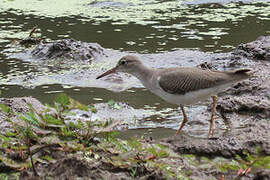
[{"x1": 150, "y1": 82, "x2": 231, "y2": 105}]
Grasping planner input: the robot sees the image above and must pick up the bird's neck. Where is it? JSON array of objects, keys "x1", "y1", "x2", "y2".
[{"x1": 130, "y1": 64, "x2": 155, "y2": 86}]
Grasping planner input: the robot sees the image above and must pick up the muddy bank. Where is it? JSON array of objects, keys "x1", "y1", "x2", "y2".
[
  {"x1": 0, "y1": 97, "x2": 45, "y2": 134},
  {"x1": 19, "y1": 149, "x2": 270, "y2": 180},
  {"x1": 0, "y1": 97, "x2": 160, "y2": 134},
  {"x1": 164, "y1": 36, "x2": 270, "y2": 155},
  {"x1": 20, "y1": 155, "x2": 167, "y2": 180},
  {"x1": 0, "y1": 97, "x2": 220, "y2": 179},
  {"x1": 0, "y1": 94, "x2": 268, "y2": 179},
  {"x1": 233, "y1": 36, "x2": 270, "y2": 61},
  {"x1": 1, "y1": 37, "x2": 270, "y2": 179},
  {"x1": 159, "y1": 36, "x2": 270, "y2": 179},
  {"x1": 163, "y1": 121, "x2": 270, "y2": 158}
]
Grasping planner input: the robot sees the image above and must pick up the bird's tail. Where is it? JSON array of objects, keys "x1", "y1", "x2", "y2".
[
  {"x1": 234, "y1": 69, "x2": 251, "y2": 74},
  {"x1": 233, "y1": 69, "x2": 253, "y2": 80}
]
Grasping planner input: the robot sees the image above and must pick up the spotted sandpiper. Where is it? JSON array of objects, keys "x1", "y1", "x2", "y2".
[{"x1": 96, "y1": 55, "x2": 251, "y2": 138}]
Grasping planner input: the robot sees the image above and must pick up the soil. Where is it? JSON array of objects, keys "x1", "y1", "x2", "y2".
[
  {"x1": 1, "y1": 36, "x2": 270, "y2": 179},
  {"x1": 233, "y1": 36, "x2": 270, "y2": 61},
  {"x1": 163, "y1": 36, "x2": 270, "y2": 179},
  {"x1": 0, "y1": 97, "x2": 46, "y2": 134}
]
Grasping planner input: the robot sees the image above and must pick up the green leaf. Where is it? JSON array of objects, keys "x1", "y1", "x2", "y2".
[
  {"x1": 157, "y1": 144, "x2": 166, "y2": 150},
  {"x1": 55, "y1": 93, "x2": 70, "y2": 106},
  {"x1": 43, "y1": 114, "x2": 64, "y2": 125},
  {"x1": 10, "y1": 145, "x2": 28, "y2": 151},
  {"x1": 88, "y1": 105, "x2": 97, "y2": 113},
  {"x1": 0, "y1": 155, "x2": 27, "y2": 169},
  {"x1": 77, "y1": 120, "x2": 84, "y2": 129},
  {"x1": 0, "y1": 104, "x2": 11, "y2": 114},
  {"x1": 127, "y1": 138, "x2": 142, "y2": 151},
  {"x1": 45, "y1": 103, "x2": 52, "y2": 108},
  {"x1": 108, "y1": 100, "x2": 122, "y2": 110},
  {"x1": 219, "y1": 163, "x2": 239, "y2": 172},
  {"x1": 77, "y1": 103, "x2": 88, "y2": 111},
  {"x1": 20, "y1": 112, "x2": 40, "y2": 127},
  {"x1": 68, "y1": 122, "x2": 78, "y2": 129},
  {"x1": 147, "y1": 146, "x2": 158, "y2": 156},
  {"x1": 22, "y1": 126, "x2": 38, "y2": 139},
  {"x1": 243, "y1": 150, "x2": 254, "y2": 162},
  {"x1": 108, "y1": 100, "x2": 115, "y2": 107},
  {"x1": 41, "y1": 155, "x2": 55, "y2": 161},
  {"x1": 61, "y1": 127, "x2": 75, "y2": 138},
  {"x1": 113, "y1": 103, "x2": 121, "y2": 110},
  {"x1": 183, "y1": 154, "x2": 195, "y2": 158},
  {"x1": 157, "y1": 150, "x2": 169, "y2": 158},
  {"x1": 5, "y1": 131, "x2": 16, "y2": 137},
  {"x1": 0, "y1": 134, "x2": 11, "y2": 142},
  {"x1": 254, "y1": 156, "x2": 270, "y2": 168}
]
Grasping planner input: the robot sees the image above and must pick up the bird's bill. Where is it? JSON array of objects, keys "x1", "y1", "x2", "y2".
[{"x1": 96, "y1": 67, "x2": 117, "y2": 79}]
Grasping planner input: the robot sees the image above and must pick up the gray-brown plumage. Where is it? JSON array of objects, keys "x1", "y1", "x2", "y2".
[
  {"x1": 158, "y1": 68, "x2": 250, "y2": 95},
  {"x1": 96, "y1": 55, "x2": 251, "y2": 138}
]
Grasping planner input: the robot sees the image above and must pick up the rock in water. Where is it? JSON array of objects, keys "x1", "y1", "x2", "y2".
[{"x1": 31, "y1": 39, "x2": 105, "y2": 61}]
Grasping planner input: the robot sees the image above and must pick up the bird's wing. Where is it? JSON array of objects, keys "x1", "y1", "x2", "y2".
[{"x1": 158, "y1": 68, "x2": 230, "y2": 95}]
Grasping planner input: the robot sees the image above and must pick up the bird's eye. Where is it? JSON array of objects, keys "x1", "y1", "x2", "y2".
[{"x1": 120, "y1": 60, "x2": 127, "y2": 65}]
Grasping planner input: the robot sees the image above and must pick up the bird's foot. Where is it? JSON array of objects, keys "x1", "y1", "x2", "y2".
[
  {"x1": 208, "y1": 136, "x2": 218, "y2": 140},
  {"x1": 174, "y1": 132, "x2": 180, "y2": 137},
  {"x1": 173, "y1": 130, "x2": 184, "y2": 138},
  {"x1": 208, "y1": 130, "x2": 215, "y2": 139},
  {"x1": 208, "y1": 131, "x2": 218, "y2": 139}
]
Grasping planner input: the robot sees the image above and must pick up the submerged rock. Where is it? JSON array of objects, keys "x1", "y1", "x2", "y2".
[{"x1": 31, "y1": 39, "x2": 105, "y2": 61}]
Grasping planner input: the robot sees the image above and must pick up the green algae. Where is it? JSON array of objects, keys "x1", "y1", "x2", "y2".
[
  {"x1": 0, "y1": 0, "x2": 270, "y2": 53},
  {"x1": 0, "y1": 0, "x2": 269, "y2": 26}
]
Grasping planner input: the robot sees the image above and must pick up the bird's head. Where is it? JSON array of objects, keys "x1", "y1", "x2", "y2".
[{"x1": 96, "y1": 55, "x2": 142, "y2": 79}]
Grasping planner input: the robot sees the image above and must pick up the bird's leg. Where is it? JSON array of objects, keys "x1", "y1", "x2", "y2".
[
  {"x1": 208, "y1": 95, "x2": 217, "y2": 138},
  {"x1": 176, "y1": 106, "x2": 188, "y2": 134}
]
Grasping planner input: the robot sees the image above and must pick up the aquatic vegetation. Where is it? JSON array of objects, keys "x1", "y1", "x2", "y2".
[
  {"x1": 0, "y1": 94, "x2": 185, "y2": 178},
  {"x1": 0, "y1": 0, "x2": 269, "y2": 43},
  {"x1": 0, "y1": 94, "x2": 270, "y2": 179},
  {"x1": 107, "y1": 99, "x2": 122, "y2": 110}
]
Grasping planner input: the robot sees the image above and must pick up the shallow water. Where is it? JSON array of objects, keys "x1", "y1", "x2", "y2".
[{"x1": 0, "y1": 0, "x2": 269, "y2": 137}]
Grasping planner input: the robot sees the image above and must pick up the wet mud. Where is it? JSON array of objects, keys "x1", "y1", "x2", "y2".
[
  {"x1": 0, "y1": 97, "x2": 46, "y2": 134},
  {"x1": 233, "y1": 36, "x2": 270, "y2": 61},
  {"x1": 31, "y1": 38, "x2": 106, "y2": 61},
  {"x1": 163, "y1": 36, "x2": 270, "y2": 172},
  {"x1": 1, "y1": 37, "x2": 270, "y2": 179},
  {"x1": 164, "y1": 121, "x2": 270, "y2": 158}
]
